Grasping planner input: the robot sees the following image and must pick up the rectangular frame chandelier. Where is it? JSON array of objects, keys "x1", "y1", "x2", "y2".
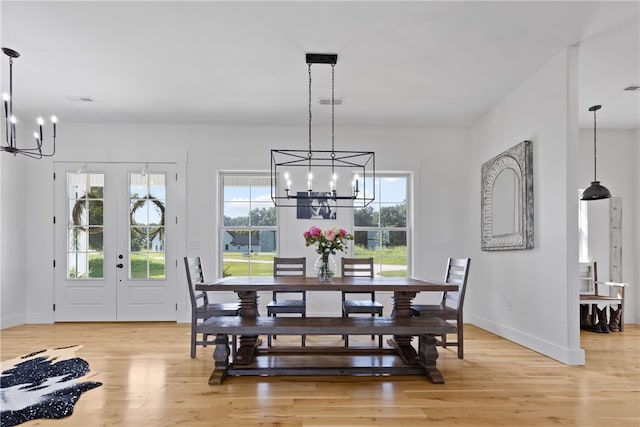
[{"x1": 270, "y1": 53, "x2": 376, "y2": 208}]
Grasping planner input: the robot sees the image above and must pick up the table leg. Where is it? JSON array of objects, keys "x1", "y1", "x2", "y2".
[
  {"x1": 388, "y1": 290, "x2": 420, "y2": 365},
  {"x1": 234, "y1": 290, "x2": 260, "y2": 365},
  {"x1": 418, "y1": 334, "x2": 445, "y2": 384},
  {"x1": 208, "y1": 333, "x2": 230, "y2": 385}
]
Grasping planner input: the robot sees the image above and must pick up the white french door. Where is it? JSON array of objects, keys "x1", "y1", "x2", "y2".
[{"x1": 54, "y1": 162, "x2": 177, "y2": 321}]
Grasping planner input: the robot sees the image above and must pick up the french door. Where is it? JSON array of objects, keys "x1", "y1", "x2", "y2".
[{"x1": 54, "y1": 162, "x2": 177, "y2": 321}]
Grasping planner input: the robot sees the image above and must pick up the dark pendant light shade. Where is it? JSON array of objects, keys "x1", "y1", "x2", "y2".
[{"x1": 581, "y1": 105, "x2": 611, "y2": 201}]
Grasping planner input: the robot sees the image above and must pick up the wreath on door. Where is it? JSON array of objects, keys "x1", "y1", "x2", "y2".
[
  {"x1": 71, "y1": 191, "x2": 104, "y2": 234},
  {"x1": 129, "y1": 194, "x2": 166, "y2": 242}
]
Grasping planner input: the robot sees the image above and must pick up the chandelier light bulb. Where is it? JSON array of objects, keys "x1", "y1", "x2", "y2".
[
  {"x1": 2, "y1": 93, "x2": 9, "y2": 101},
  {"x1": 37, "y1": 117, "x2": 44, "y2": 125},
  {"x1": 51, "y1": 115, "x2": 58, "y2": 123},
  {"x1": 332, "y1": 173, "x2": 338, "y2": 181},
  {"x1": 10, "y1": 116, "x2": 16, "y2": 124},
  {"x1": 307, "y1": 172, "x2": 313, "y2": 180},
  {"x1": 33, "y1": 132, "x2": 39, "y2": 140}
]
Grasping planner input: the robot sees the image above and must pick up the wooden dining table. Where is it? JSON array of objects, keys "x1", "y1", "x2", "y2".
[{"x1": 196, "y1": 276, "x2": 458, "y2": 384}]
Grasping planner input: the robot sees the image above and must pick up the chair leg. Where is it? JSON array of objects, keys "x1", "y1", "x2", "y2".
[
  {"x1": 302, "y1": 311, "x2": 306, "y2": 347},
  {"x1": 268, "y1": 312, "x2": 276, "y2": 347},
  {"x1": 457, "y1": 324, "x2": 463, "y2": 359},
  {"x1": 344, "y1": 312, "x2": 350, "y2": 347},
  {"x1": 190, "y1": 327, "x2": 197, "y2": 358},
  {"x1": 377, "y1": 312, "x2": 383, "y2": 348}
]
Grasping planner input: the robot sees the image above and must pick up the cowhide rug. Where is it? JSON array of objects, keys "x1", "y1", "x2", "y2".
[{"x1": 0, "y1": 345, "x2": 102, "y2": 427}]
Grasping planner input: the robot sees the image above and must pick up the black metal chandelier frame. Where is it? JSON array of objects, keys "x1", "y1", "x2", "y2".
[
  {"x1": 270, "y1": 53, "x2": 375, "y2": 208},
  {"x1": 1, "y1": 47, "x2": 57, "y2": 159}
]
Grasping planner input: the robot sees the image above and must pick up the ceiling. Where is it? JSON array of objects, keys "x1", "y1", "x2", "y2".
[{"x1": 1, "y1": 1, "x2": 638, "y2": 130}]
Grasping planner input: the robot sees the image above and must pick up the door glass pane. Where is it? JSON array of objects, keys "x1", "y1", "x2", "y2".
[
  {"x1": 67, "y1": 173, "x2": 105, "y2": 279},
  {"x1": 130, "y1": 173, "x2": 166, "y2": 279}
]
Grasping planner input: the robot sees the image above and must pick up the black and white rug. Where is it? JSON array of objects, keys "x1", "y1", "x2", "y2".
[{"x1": 0, "y1": 345, "x2": 102, "y2": 427}]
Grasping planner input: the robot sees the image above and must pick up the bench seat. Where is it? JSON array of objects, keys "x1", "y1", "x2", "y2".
[{"x1": 197, "y1": 315, "x2": 456, "y2": 337}]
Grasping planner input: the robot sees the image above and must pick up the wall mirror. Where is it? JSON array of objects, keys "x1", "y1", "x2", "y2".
[{"x1": 481, "y1": 140, "x2": 534, "y2": 251}]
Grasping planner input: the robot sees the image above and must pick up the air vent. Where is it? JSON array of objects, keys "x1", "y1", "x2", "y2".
[
  {"x1": 66, "y1": 96, "x2": 95, "y2": 102},
  {"x1": 623, "y1": 85, "x2": 639, "y2": 91},
  {"x1": 319, "y1": 98, "x2": 343, "y2": 105}
]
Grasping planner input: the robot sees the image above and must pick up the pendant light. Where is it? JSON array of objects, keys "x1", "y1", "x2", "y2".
[
  {"x1": 581, "y1": 105, "x2": 611, "y2": 201},
  {"x1": 270, "y1": 53, "x2": 375, "y2": 208}
]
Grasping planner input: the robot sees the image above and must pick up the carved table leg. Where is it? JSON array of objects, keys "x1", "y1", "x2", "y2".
[
  {"x1": 208, "y1": 333, "x2": 230, "y2": 385},
  {"x1": 234, "y1": 290, "x2": 260, "y2": 365},
  {"x1": 387, "y1": 290, "x2": 420, "y2": 365},
  {"x1": 418, "y1": 334, "x2": 445, "y2": 384}
]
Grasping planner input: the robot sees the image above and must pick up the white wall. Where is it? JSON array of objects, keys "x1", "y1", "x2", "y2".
[
  {"x1": 0, "y1": 152, "x2": 28, "y2": 328},
  {"x1": 466, "y1": 48, "x2": 585, "y2": 364},
  {"x1": 13, "y1": 123, "x2": 468, "y2": 324}
]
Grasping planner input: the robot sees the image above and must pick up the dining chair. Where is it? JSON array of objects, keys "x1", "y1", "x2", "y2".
[
  {"x1": 411, "y1": 257, "x2": 471, "y2": 359},
  {"x1": 184, "y1": 256, "x2": 239, "y2": 358},
  {"x1": 341, "y1": 257, "x2": 384, "y2": 347},
  {"x1": 266, "y1": 257, "x2": 307, "y2": 346}
]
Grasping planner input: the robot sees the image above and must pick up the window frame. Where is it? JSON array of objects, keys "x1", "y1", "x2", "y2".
[{"x1": 352, "y1": 172, "x2": 412, "y2": 277}]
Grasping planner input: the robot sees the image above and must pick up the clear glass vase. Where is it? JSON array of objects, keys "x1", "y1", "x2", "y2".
[{"x1": 314, "y1": 255, "x2": 336, "y2": 282}]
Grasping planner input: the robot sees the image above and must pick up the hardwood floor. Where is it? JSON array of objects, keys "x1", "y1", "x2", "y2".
[{"x1": 1, "y1": 322, "x2": 638, "y2": 426}]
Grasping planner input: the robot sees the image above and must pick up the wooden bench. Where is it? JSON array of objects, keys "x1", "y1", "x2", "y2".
[{"x1": 197, "y1": 316, "x2": 456, "y2": 385}]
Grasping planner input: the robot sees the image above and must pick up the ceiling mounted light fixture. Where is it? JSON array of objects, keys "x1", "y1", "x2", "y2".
[
  {"x1": 270, "y1": 53, "x2": 375, "y2": 208},
  {"x1": 581, "y1": 105, "x2": 611, "y2": 201},
  {"x1": 1, "y1": 47, "x2": 57, "y2": 159}
]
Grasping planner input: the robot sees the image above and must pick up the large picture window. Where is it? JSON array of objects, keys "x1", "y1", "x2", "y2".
[
  {"x1": 353, "y1": 174, "x2": 409, "y2": 277},
  {"x1": 220, "y1": 174, "x2": 277, "y2": 277}
]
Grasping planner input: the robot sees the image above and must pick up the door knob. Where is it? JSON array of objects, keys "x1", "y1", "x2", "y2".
[{"x1": 116, "y1": 263, "x2": 124, "y2": 269}]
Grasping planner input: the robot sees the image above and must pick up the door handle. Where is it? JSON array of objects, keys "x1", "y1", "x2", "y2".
[{"x1": 116, "y1": 263, "x2": 124, "y2": 269}]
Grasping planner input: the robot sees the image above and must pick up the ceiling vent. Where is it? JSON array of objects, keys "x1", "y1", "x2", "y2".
[
  {"x1": 66, "y1": 96, "x2": 95, "y2": 102},
  {"x1": 623, "y1": 85, "x2": 639, "y2": 91}
]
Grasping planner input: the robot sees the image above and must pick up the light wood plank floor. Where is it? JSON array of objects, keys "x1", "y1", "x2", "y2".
[{"x1": 1, "y1": 323, "x2": 638, "y2": 426}]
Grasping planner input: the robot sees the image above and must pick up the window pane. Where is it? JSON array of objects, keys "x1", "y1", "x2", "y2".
[
  {"x1": 379, "y1": 202, "x2": 406, "y2": 227},
  {"x1": 250, "y1": 203, "x2": 276, "y2": 226},
  {"x1": 224, "y1": 202, "x2": 250, "y2": 226},
  {"x1": 378, "y1": 230, "x2": 407, "y2": 277},
  {"x1": 354, "y1": 206, "x2": 378, "y2": 227},
  {"x1": 222, "y1": 229, "x2": 276, "y2": 277}
]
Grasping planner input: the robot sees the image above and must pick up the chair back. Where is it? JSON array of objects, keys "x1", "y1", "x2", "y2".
[
  {"x1": 442, "y1": 257, "x2": 471, "y2": 311},
  {"x1": 273, "y1": 257, "x2": 306, "y2": 277},
  {"x1": 341, "y1": 257, "x2": 374, "y2": 278},
  {"x1": 184, "y1": 256, "x2": 208, "y2": 312}
]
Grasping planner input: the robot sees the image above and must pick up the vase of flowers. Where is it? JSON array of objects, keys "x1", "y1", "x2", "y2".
[{"x1": 303, "y1": 226, "x2": 354, "y2": 282}]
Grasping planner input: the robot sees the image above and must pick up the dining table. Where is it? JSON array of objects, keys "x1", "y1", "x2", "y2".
[{"x1": 196, "y1": 275, "x2": 458, "y2": 384}]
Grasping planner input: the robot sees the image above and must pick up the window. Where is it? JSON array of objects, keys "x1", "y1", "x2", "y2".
[
  {"x1": 220, "y1": 174, "x2": 277, "y2": 277},
  {"x1": 353, "y1": 174, "x2": 409, "y2": 277},
  {"x1": 67, "y1": 173, "x2": 105, "y2": 279}
]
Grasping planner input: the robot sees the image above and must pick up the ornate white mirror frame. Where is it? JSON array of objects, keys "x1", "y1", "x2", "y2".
[{"x1": 481, "y1": 140, "x2": 534, "y2": 251}]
